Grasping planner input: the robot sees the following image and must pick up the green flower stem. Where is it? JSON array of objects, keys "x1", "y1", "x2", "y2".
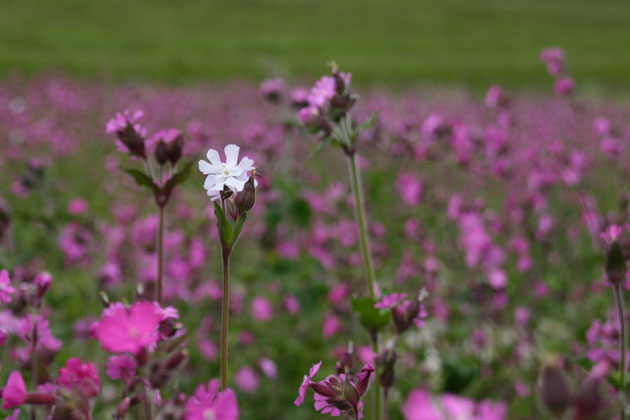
[
  {"x1": 346, "y1": 152, "x2": 381, "y2": 420},
  {"x1": 615, "y1": 284, "x2": 626, "y2": 420},
  {"x1": 220, "y1": 249, "x2": 231, "y2": 390},
  {"x1": 157, "y1": 205, "x2": 165, "y2": 304}
]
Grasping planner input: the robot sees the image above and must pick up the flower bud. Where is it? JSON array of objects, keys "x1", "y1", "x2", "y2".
[
  {"x1": 573, "y1": 378, "x2": 608, "y2": 420},
  {"x1": 234, "y1": 175, "x2": 256, "y2": 214},
  {"x1": 0, "y1": 204, "x2": 9, "y2": 243},
  {"x1": 605, "y1": 241, "x2": 626, "y2": 285},
  {"x1": 155, "y1": 140, "x2": 169, "y2": 166},
  {"x1": 377, "y1": 350, "x2": 397, "y2": 391},
  {"x1": 539, "y1": 363, "x2": 571, "y2": 415},
  {"x1": 165, "y1": 350, "x2": 187, "y2": 370},
  {"x1": 167, "y1": 133, "x2": 184, "y2": 165},
  {"x1": 117, "y1": 397, "x2": 131, "y2": 417},
  {"x1": 117, "y1": 124, "x2": 146, "y2": 159}
]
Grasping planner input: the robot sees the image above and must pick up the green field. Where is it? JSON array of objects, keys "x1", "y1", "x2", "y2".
[{"x1": 2, "y1": 0, "x2": 630, "y2": 91}]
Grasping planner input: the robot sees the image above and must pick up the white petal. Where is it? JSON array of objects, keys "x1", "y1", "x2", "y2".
[
  {"x1": 236, "y1": 156, "x2": 255, "y2": 172},
  {"x1": 204, "y1": 175, "x2": 223, "y2": 190},
  {"x1": 224, "y1": 144, "x2": 240, "y2": 166},
  {"x1": 198, "y1": 160, "x2": 216, "y2": 175},
  {"x1": 206, "y1": 149, "x2": 222, "y2": 166},
  {"x1": 225, "y1": 177, "x2": 246, "y2": 193}
]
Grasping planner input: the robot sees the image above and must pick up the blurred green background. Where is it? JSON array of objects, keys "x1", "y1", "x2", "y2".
[{"x1": 2, "y1": 0, "x2": 630, "y2": 91}]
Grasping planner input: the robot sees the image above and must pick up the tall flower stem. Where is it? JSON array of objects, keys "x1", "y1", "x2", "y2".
[
  {"x1": 220, "y1": 249, "x2": 231, "y2": 390},
  {"x1": 615, "y1": 284, "x2": 626, "y2": 420},
  {"x1": 157, "y1": 205, "x2": 165, "y2": 304},
  {"x1": 346, "y1": 153, "x2": 377, "y2": 298},
  {"x1": 346, "y1": 152, "x2": 381, "y2": 420}
]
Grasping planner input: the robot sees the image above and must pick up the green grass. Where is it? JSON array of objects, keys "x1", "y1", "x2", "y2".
[{"x1": 1, "y1": 0, "x2": 630, "y2": 91}]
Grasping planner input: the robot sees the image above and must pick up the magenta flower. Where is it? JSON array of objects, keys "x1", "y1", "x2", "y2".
[
  {"x1": 5, "y1": 409, "x2": 20, "y2": 420},
  {"x1": 56, "y1": 357, "x2": 101, "y2": 398},
  {"x1": 67, "y1": 198, "x2": 88, "y2": 215},
  {"x1": 1, "y1": 371, "x2": 26, "y2": 410},
  {"x1": 0, "y1": 269, "x2": 14, "y2": 303},
  {"x1": 540, "y1": 47, "x2": 565, "y2": 76},
  {"x1": 375, "y1": 292, "x2": 408, "y2": 309},
  {"x1": 402, "y1": 389, "x2": 507, "y2": 420},
  {"x1": 235, "y1": 366, "x2": 259, "y2": 393},
  {"x1": 251, "y1": 296, "x2": 273, "y2": 322},
  {"x1": 396, "y1": 173, "x2": 423, "y2": 205},
  {"x1": 18, "y1": 315, "x2": 62, "y2": 352},
  {"x1": 105, "y1": 110, "x2": 147, "y2": 157},
  {"x1": 106, "y1": 355, "x2": 137, "y2": 382},
  {"x1": 294, "y1": 361, "x2": 322, "y2": 406},
  {"x1": 307, "y1": 76, "x2": 336, "y2": 108},
  {"x1": 295, "y1": 362, "x2": 374, "y2": 419},
  {"x1": 95, "y1": 301, "x2": 161, "y2": 354},
  {"x1": 554, "y1": 76, "x2": 574, "y2": 96},
  {"x1": 184, "y1": 379, "x2": 238, "y2": 420}
]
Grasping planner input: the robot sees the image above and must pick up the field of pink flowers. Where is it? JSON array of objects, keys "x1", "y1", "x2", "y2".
[{"x1": 0, "y1": 49, "x2": 629, "y2": 419}]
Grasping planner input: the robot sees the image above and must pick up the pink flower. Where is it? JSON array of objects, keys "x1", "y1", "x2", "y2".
[
  {"x1": 322, "y1": 314, "x2": 340, "y2": 338},
  {"x1": 235, "y1": 366, "x2": 259, "y2": 393},
  {"x1": 251, "y1": 296, "x2": 273, "y2": 322},
  {"x1": 259, "y1": 358, "x2": 277, "y2": 379},
  {"x1": 5, "y1": 409, "x2": 20, "y2": 420},
  {"x1": 396, "y1": 173, "x2": 423, "y2": 205},
  {"x1": 297, "y1": 363, "x2": 374, "y2": 418},
  {"x1": 95, "y1": 301, "x2": 161, "y2": 354},
  {"x1": 184, "y1": 379, "x2": 238, "y2": 420},
  {"x1": 294, "y1": 361, "x2": 322, "y2": 406},
  {"x1": 485, "y1": 85, "x2": 504, "y2": 108},
  {"x1": 554, "y1": 76, "x2": 574, "y2": 96},
  {"x1": 67, "y1": 198, "x2": 88, "y2": 215},
  {"x1": 284, "y1": 294, "x2": 300, "y2": 314},
  {"x1": 308, "y1": 76, "x2": 336, "y2": 108},
  {"x1": 56, "y1": 358, "x2": 101, "y2": 398},
  {"x1": 106, "y1": 355, "x2": 137, "y2": 382},
  {"x1": 2, "y1": 371, "x2": 26, "y2": 410},
  {"x1": 600, "y1": 224, "x2": 623, "y2": 243},
  {"x1": 540, "y1": 47, "x2": 565, "y2": 76},
  {"x1": 19, "y1": 315, "x2": 62, "y2": 352},
  {"x1": 0, "y1": 270, "x2": 14, "y2": 303},
  {"x1": 375, "y1": 292, "x2": 407, "y2": 309}
]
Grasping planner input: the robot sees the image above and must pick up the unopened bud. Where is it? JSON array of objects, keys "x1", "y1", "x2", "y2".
[
  {"x1": 377, "y1": 350, "x2": 397, "y2": 391},
  {"x1": 605, "y1": 241, "x2": 626, "y2": 285},
  {"x1": 573, "y1": 378, "x2": 608, "y2": 420},
  {"x1": 540, "y1": 363, "x2": 571, "y2": 414},
  {"x1": 117, "y1": 124, "x2": 146, "y2": 159},
  {"x1": 117, "y1": 397, "x2": 131, "y2": 416},
  {"x1": 165, "y1": 350, "x2": 187, "y2": 370},
  {"x1": 234, "y1": 175, "x2": 256, "y2": 213},
  {"x1": 167, "y1": 134, "x2": 184, "y2": 165},
  {"x1": 155, "y1": 140, "x2": 169, "y2": 166}
]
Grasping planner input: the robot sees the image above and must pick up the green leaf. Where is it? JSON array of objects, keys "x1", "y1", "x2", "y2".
[
  {"x1": 232, "y1": 213, "x2": 247, "y2": 245},
  {"x1": 120, "y1": 168, "x2": 159, "y2": 193},
  {"x1": 351, "y1": 297, "x2": 390, "y2": 333},
  {"x1": 356, "y1": 111, "x2": 379, "y2": 132},
  {"x1": 167, "y1": 159, "x2": 194, "y2": 189},
  {"x1": 214, "y1": 202, "x2": 233, "y2": 248}
]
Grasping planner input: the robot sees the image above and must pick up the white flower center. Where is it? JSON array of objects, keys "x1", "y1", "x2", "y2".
[{"x1": 203, "y1": 408, "x2": 216, "y2": 420}]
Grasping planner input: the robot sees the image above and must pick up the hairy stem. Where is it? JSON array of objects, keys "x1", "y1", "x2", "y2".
[
  {"x1": 220, "y1": 250, "x2": 231, "y2": 390},
  {"x1": 157, "y1": 205, "x2": 165, "y2": 304},
  {"x1": 615, "y1": 284, "x2": 626, "y2": 420}
]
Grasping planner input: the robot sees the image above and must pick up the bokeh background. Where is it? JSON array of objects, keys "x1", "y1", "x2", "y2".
[
  {"x1": 2, "y1": 1, "x2": 630, "y2": 419},
  {"x1": 2, "y1": 0, "x2": 629, "y2": 91}
]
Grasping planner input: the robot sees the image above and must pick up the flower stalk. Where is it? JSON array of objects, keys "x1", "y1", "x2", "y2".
[
  {"x1": 615, "y1": 284, "x2": 626, "y2": 420},
  {"x1": 157, "y1": 205, "x2": 165, "y2": 304},
  {"x1": 220, "y1": 249, "x2": 231, "y2": 390}
]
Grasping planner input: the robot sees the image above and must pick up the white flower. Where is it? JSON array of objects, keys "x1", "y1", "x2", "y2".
[{"x1": 198, "y1": 144, "x2": 255, "y2": 200}]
